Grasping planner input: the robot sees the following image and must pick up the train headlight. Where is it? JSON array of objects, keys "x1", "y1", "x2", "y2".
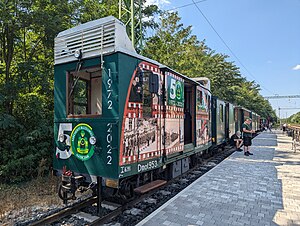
[
  {"x1": 89, "y1": 136, "x2": 96, "y2": 145},
  {"x1": 59, "y1": 134, "x2": 65, "y2": 143},
  {"x1": 74, "y1": 49, "x2": 82, "y2": 59}
]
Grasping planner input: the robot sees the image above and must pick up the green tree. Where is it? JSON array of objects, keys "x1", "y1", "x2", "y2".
[
  {"x1": 0, "y1": 0, "x2": 160, "y2": 183},
  {"x1": 0, "y1": 0, "x2": 78, "y2": 182},
  {"x1": 288, "y1": 112, "x2": 300, "y2": 124},
  {"x1": 142, "y1": 11, "x2": 207, "y2": 76}
]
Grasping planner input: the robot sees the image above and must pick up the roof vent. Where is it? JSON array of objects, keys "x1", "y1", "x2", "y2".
[{"x1": 54, "y1": 16, "x2": 136, "y2": 65}]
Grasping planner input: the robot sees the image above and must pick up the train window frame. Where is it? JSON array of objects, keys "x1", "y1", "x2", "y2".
[
  {"x1": 200, "y1": 90, "x2": 203, "y2": 106},
  {"x1": 208, "y1": 95, "x2": 211, "y2": 120},
  {"x1": 148, "y1": 72, "x2": 159, "y2": 94},
  {"x1": 142, "y1": 70, "x2": 152, "y2": 118},
  {"x1": 66, "y1": 66, "x2": 102, "y2": 118},
  {"x1": 219, "y1": 104, "x2": 224, "y2": 122},
  {"x1": 199, "y1": 90, "x2": 203, "y2": 111}
]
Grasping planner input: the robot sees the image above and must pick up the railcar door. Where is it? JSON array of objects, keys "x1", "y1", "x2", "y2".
[
  {"x1": 163, "y1": 71, "x2": 185, "y2": 158},
  {"x1": 212, "y1": 97, "x2": 226, "y2": 145},
  {"x1": 226, "y1": 103, "x2": 235, "y2": 139},
  {"x1": 184, "y1": 84, "x2": 194, "y2": 144},
  {"x1": 217, "y1": 100, "x2": 226, "y2": 144},
  {"x1": 225, "y1": 103, "x2": 230, "y2": 140},
  {"x1": 235, "y1": 107, "x2": 243, "y2": 132}
]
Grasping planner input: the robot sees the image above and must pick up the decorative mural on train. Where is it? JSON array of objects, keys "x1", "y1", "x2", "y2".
[
  {"x1": 164, "y1": 71, "x2": 184, "y2": 155},
  {"x1": 120, "y1": 62, "x2": 163, "y2": 165},
  {"x1": 55, "y1": 123, "x2": 97, "y2": 161},
  {"x1": 196, "y1": 86, "x2": 210, "y2": 147}
]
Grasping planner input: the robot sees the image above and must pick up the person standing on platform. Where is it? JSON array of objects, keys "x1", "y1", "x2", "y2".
[
  {"x1": 242, "y1": 118, "x2": 255, "y2": 156},
  {"x1": 269, "y1": 122, "x2": 273, "y2": 132},
  {"x1": 283, "y1": 123, "x2": 287, "y2": 134}
]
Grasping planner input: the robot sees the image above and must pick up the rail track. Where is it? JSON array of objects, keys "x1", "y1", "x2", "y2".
[
  {"x1": 25, "y1": 145, "x2": 237, "y2": 226},
  {"x1": 28, "y1": 197, "x2": 97, "y2": 226}
]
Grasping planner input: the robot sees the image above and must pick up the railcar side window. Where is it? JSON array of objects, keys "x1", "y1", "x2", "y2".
[
  {"x1": 143, "y1": 71, "x2": 152, "y2": 118},
  {"x1": 200, "y1": 91, "x2": 203, "y2": 107},
  {"x1": 208, "y1": 95, "x2": 211, "y2": 119},
  {"x1": 67, "y1": 67, "x2": 102, "y2": 117},
  {"x1": 73, "y1": 79, "x2": 88, "y2": 115},
  {"x1": 219, "y1": 104, "x2": 224, "y2": 122},
  {"x1": 129, "y1": 70, "x2": 143, "y2": 103}
]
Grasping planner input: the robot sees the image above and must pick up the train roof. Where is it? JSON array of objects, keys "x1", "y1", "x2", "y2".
[
  {"x1": 54, "y1": 16, "x2": 210, "y2": 92},
  {"x1": 235, "y1": 106, "x2": 260, "y2": 117},
  {"x1": 159, "y1": 66, "x2": 210, "y2": 92},
  {"x1": 212, "y1": 96, "x2": 235, "y2": 105}
]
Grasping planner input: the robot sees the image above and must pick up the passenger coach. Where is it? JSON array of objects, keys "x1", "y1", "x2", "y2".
[
  {"x1": 53, "y1": 16, "x2": 260, "y2": 202},
  {"x1": 54, "y1": 16, "x2": 213, "y2": 200}
]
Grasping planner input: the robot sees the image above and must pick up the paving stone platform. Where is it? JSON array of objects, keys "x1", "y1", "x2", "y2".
[{"x1": 136, "y1": 131, "x2": 300, "y2": 226}]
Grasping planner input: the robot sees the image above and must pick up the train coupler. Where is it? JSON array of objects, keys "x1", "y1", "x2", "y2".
[{"x1": 58, "y1": 172, "x2": 85, "y2": 205}]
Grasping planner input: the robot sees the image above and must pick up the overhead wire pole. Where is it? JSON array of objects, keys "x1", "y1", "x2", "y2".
[
  {"x1": 278, "y1": 107, "x2": 300, "y2": 110},
  {"x1": 119, "y1": 0, "x2": 143, "y2": 49},
  {"x1": 265, "y1": 95, "x2": 300, "y2": 122},
  {"x1": 263, "y1": 95, "x2": 300, "y2": 99},
  {"x1": 278, "y1": 107, "x2": 300, "y2": 124}
]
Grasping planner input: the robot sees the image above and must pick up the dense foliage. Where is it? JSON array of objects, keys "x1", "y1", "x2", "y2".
[
  {"x1": 0, "y1": 2, "x2": 276, "y2": 183},
  {"x1": 0, "y1": 0, "x2": 159, "y2": 183},
  {"x1": 288, "y1": 112, "x2": 300, "y2": 124}
]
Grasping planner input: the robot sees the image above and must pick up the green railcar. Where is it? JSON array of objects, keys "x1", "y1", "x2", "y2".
[{"x1": 53, "y1": 16, "x2": 212, "y2": 201}]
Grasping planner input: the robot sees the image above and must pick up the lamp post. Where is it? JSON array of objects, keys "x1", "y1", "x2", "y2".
[{"x1": 278, "y1": 107, "x2": 281, "y2": 126}]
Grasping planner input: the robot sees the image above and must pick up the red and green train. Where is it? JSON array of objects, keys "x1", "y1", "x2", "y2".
[{"x1": 53, "y1": 16, "x2": 260, "y2": 201}]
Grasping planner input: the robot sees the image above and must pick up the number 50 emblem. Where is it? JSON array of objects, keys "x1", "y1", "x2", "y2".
[
  {"x1": 56, "y1": 123, "x2": 96, "y2": 161},
  {"x1": 70, "y1": 124, "x2": 96, "y2": 161}
]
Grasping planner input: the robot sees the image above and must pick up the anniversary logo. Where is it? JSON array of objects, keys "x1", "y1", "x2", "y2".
[
  {"x1": 70, "y1": 123, "x2": 96, "y2": 161},
  {"x1": 168, "y1": 77, "x2": 184, "y2": 108}
]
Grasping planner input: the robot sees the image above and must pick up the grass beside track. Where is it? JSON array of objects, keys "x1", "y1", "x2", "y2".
[{"x1": 0, "y1": 176, "x2": 61, "y2": 225}]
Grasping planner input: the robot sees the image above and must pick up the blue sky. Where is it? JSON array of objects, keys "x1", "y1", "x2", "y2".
[{"x1": 147, "y1": 0, "x2": 300, "y2": 118}]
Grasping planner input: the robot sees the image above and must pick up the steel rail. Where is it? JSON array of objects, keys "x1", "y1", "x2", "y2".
[
  {"x1": 88, "y1": 183, "x2": 169, "y2": 226},
  {"x1": 89, "y1": 194, "x2": 149, "y2": 225},
  {"x1": 29, "y1": 196, "x2": 97, "y2": 226}
]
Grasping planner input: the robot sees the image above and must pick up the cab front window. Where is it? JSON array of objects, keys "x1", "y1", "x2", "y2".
[{"x1": 67, "y1": 66, "x2": 102, "y2": 117}]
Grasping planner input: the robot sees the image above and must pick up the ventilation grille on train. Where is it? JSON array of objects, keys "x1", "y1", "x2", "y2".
[{"x1": 54, "y1": 16, "x2": 136, "y2": 65}]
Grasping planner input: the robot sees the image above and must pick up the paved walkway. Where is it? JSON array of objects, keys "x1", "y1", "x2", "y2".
[{"x1": 136, "y1": 131, "x2": 300, "y2": 226}]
